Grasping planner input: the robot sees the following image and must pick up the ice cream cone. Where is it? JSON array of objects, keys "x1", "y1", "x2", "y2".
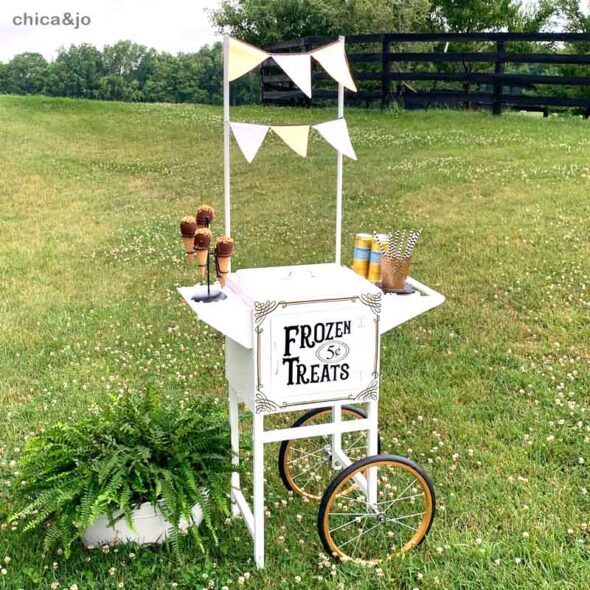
[
  {"x1": 194, "y1": 228, "x2": 212, "y2": 279},
  {"x1": 215, "y1": 236, "x2": 234, "y2": 288},
  {"x1": 196, "y1": 204, "x2": 215, "y2": 228},
  {"x1": 179, "y1": 216, "x2": 197, "y2": 265}
]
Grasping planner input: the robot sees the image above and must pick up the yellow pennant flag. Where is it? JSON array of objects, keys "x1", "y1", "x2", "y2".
[
  {"x1": 228, "y1": 38, "x2": 269, "y2": 82},
  {"x1": 312, "y1": 39, "x2": 357, "y2": 92},
  {"x1": 271, "y1": 125, "x2": 310, "y2": 157}
]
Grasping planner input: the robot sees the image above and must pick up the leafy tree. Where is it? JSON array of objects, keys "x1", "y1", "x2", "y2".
[
  {"x1": 140, "y1": 52, "x2": 179, "y2": 103},
  {"x1": 0, "y1": 62, "x2": 8, "y2": 93},
  {"x1": 557, "y1": 0, "x2": 590, "y2": 33},
  {"x1": 209, "y1": 0, "x2": 431, "y2": 46},
  {"x1": 44, "y1": 44, "x2": 104, "y2": 98},
  {"x1": 102, "y1": 41, "x2": 150, "y2": 80},
  {"x1": 6, "y1": 53, "x2": 48, "y2": 94},
  {"x1": 429, "y1": 0, "x2": 521, "y2": 33}
]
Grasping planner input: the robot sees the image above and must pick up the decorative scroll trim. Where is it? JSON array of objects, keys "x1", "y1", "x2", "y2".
[
  {"x1": 255, "y1": 390, "x2": 280, "y2": 414},
  {"x1": 254, "y1": 301, "x2": 280, "y2": 324},
  {"x1": 360, "y1": 292, "x2": 382, "y2": 316},
  {"x1": 350, "y1": 378, "x2": 379, "y2": 402}
]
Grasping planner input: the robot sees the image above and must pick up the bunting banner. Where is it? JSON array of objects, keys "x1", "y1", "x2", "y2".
[
  {"x1": 271, "y1": 125, "x2": 310, "y2": 157},
  {"x1": 229, "y1": 119, "x2": 357, "y2": 162},
  {"x1": 227, "y1": 36, "x2": 357, "y2": 97},
  {"x1": 312, "y1": 118, "x2": 357, "y2": 160},
  {"x1": 311, "y1": 39, "x2": 357, "y2": 92},
  {"x1": 227, "y1": 37, "x2": 269, "y2": 82},
  {"x1": 272, "y1": 54, "x2": 312, "y2": 98},
  {"x1": 229, "y1": 122, "x2": 270, "y2": 163}
]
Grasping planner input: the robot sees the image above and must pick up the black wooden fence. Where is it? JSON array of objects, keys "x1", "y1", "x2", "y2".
[{"x1": 261, "y1": 33, "x2": 590, "y2": 116}]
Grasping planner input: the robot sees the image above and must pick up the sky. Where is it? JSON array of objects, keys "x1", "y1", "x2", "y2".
[
  {"x1": 1, "y1": 1, "x2": 589, "y2": 63},
  {"x1": 0, "y1": 0, "x2": 220, "y2": 62}
]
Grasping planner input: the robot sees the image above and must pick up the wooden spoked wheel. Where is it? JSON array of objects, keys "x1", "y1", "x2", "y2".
[
  {"x1": 317, "y1": 455, "x2": 435, "y2": 564},
  {"x1": 278, "y1": 406, "x2": 381, "y2": 501}
]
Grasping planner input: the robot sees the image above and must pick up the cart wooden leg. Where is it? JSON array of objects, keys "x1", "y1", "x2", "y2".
[
  {"x1": 228, "y1": 386, "x2": 241, "y2": 518},
  {"x1": 331, "y1": 404, "x2": 342, "y2": 468},
  {"x1": 366, "y1": 399, "x2": 379, "y2": 506},
  {"x1": 253, "y1": 412, "x2": 265, "y2": 569}
]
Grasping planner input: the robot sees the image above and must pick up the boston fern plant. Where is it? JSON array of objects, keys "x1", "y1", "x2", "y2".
[{"x1": 9, "y1": 390, "x2": 236, "y2": 558}]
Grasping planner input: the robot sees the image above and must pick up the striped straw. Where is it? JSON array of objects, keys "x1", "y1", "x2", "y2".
[{"x1": 403, "y1": 229, "x2": 422, "y2": 258}]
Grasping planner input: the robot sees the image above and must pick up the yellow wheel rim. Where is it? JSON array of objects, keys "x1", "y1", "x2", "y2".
[{"x1": 321, "y1": 459, "x2": 434, "y2": 565}]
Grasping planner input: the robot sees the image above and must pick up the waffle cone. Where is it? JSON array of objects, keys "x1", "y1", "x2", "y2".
[
  {"x1": 182, "y1": 236, "x2": 195, "y2": 264},
  {"x1": 216, "y1": 255, "x2": 231, "y2": 288}
]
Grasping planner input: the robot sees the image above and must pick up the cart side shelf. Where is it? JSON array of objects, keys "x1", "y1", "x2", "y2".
[
  {"x1": 177, "y1": 285, "x2": 253, "y2": 349},
  {"x1": 379, "y1": 276, "x2": 445, "y2": 334}
]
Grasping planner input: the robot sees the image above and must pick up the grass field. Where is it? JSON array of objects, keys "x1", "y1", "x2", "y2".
[{"x1": 0, "y1": 95, "x2": 588, "y2": 590}]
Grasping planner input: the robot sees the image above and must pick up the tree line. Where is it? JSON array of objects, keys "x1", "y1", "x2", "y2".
[
  {"x1": 0, "y1": 41, "x2": 258, "y2": 105},
  {"x1": 0, "y1": 0, "x2": 588, "y2": 106}
]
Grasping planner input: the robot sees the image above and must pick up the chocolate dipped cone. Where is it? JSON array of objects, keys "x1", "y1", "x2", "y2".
[
  {"x1": 196, "y1": 204, "x2": 215, "y2": 228},
  {"x1": 194, "y1": 228, "x2": 212, "y2": 278},
  {"x1": 215, "y1": 236, "x2": 234, "y2": 288},
  {"x1": 179, "y1": 216, "x2": 197, "y2": 264}
]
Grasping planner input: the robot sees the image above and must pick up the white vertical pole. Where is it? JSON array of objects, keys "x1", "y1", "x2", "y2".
[
  {"x1": 223, "y1": 32, "x2": 231, "y2": 237},
  {"x1": 335, "y1": 35, "x2": 345, "y2": 265},
  {"x1": 366, "y1": 398, "x2": 379, "y2": 507},
  {"x1": 331, "y1": 403, "x2": 342, "y2": 468},
  {"x1": 253, "y1": 412, "x2": 265, "y2": 568},
  {"x1": 228, "y1": 382, "x2": 240, "y2": 518}
]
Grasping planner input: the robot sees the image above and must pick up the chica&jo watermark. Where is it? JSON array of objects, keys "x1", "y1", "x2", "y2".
[{"x1": 13, "y1": 12, "x2": 91, "y2": 29}]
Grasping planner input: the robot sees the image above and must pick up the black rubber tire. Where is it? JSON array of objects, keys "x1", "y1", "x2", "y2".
[
  {"x1": 278, "y1": 405, "x2": 381, "y2": 496},
  {"x1": 317, "y1": 454, "x2": 436, "y2": 562}
]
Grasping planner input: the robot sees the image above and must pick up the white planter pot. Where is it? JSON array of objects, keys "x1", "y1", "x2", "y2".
[{"x1": 82, "y1": 501, "x2": 203, "y2": 546}]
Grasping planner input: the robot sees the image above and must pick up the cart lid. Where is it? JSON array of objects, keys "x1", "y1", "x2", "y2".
[{"x1": 227, "y1": 263, "x2": 381, "y2": 305}]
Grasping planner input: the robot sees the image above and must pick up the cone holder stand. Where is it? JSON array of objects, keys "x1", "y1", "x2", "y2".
[
  {"x1": 191, "y1": 221, "x2": 226, "y2": 303},
  {"x1": 191, "y1": 248, "x2": 225, "y2": 303}
]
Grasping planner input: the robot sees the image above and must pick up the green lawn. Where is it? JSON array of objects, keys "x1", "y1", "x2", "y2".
[{"x1": 0, "y1": 95, "x2": 588, "y2": 590}]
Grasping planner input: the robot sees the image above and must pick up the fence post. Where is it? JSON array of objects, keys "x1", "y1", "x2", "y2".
[
  {"x1": 493, "y1": 39, "x2": 505, "y2": 115},
  {"x1": 381, "y1": 35, "x2": 390, "y2": 108}
]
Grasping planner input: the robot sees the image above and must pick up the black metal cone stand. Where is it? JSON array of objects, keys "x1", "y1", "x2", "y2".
[{"x1": 191, "y1": 221, "x2": 226, "y2": 303}]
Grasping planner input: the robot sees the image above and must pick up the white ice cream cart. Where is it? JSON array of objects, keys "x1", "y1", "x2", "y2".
[{"x1": 178, "y1": 35, "x2": 445, "y2": 567}]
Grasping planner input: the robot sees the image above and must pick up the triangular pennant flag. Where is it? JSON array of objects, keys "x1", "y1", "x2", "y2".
[
  {"x1": 311, "y1": 39, "x2": 357, "y2": 92},
  {"x1": 313, "y1": 118, "x2": 357, "y2": 160},
  {"x1": 272, "y1": 53, "x2": 312, "y2": 98},
  {"x1": 271, "y1": 125, "x2": 310, "y2": 157},
  {"x1": 230, "y1": 122, "x2": 270, "y2": 163},
  {"x1": 228, "y1": 37, "x2": 269, "y2": 82}
]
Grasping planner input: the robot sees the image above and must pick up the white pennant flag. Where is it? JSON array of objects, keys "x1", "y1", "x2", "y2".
[
  {"x1": 312, "y1": 39, "x2": 357, "y2": 92},
  {"x1": 272, "y1": 53, "x2": 312, "y2": 98},
  {"x1": 313, "y1": 118, "x2": 357, "y2": 160},
  {"x1": 230, "y1": 122, "x2": 270, "y2": 163}
]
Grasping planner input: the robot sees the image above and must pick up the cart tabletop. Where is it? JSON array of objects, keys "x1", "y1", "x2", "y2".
[{"x1": 178, "y1": 263, "x2": 444, "y2": 349}]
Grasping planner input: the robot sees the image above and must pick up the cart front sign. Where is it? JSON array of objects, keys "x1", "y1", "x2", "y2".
[{"x1": 254, "y1": 295, "x2": 381, "y2": 411}]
